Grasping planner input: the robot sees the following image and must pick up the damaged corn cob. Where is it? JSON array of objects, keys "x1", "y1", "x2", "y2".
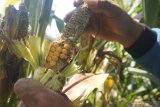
[
  {"x1": 42, "y1": 2, "x2": 90, "y2": 70},
  {"x1": 44, "y1": 2, "x2": 91, "y2": 70},
  {"x1": 63, "y1": 2, "x2": 91, "y2": 41},
  {"x1": 44, "y1": 39, "x2": 73, "y2": 71},
  {"x1": 33, "y1": 2, "x2": 92, "y2": 92},
  {"x1": 17, "y1": 3, "x2": 29, "y2": 40}
]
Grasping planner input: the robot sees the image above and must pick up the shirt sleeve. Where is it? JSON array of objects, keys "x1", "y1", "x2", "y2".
[{"x1": 135, "y1": 28, "x2": 160, "y2": 78}]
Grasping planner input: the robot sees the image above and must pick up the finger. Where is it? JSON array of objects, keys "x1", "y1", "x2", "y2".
[
  {"x1": 73, "y1": 0, "x2": 83, "y2": 7},
  {"x1": 82, "y1": 0, "x2": 123, "y2": 18},
  {"x1": 97, "y1": 0, "x2": 123, "y2": 18},
  {"x1": 14, "y1": 78, "x2": 73, "y2": 107}
]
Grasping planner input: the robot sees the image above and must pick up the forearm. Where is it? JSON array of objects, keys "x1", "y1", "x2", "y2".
[{"x1": 125, "y1": 27, "x2": 160, "y2": 79}]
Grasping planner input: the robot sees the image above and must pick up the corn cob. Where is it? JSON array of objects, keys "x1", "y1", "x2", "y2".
[
  {"x1": 45, "y1": 73, "x2": 65, "y2": 91},
  {"x1": 39, "y1": 69, "x2": 56, "y2": 85},
  {"x1": 0, "y1": 4, "x2": 29, "y2": 83},
  {"x1": 33, "y1": 67, "x2": 46, "y2": 81},
  {"x1": 33, "y1": 67, "x2": 65, "y2": 92},
  {"x1": 44, "y1": 39, "x2": 75, "y2": 71},
  {"x1": 34, "y1": 2, "x2": 91, "y2": 92},
  {"x1": 3, "y1": 5, "x2": 19, "y2": 39},
  {"x1": 44, "y1": 2, "x2": 91, "y2": 70},
  {"x1": 17, "y1": 3, "x2": 29, "y2": 40},
  {"x1": 63, "y1": 2, "x2": 91, "y2": 41}
]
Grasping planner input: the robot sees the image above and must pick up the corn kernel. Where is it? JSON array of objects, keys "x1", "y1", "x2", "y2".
[
  {"x1": 52, "y1": 55, "x2": 58, "y2": 61},
  {"x1": 53, "y1": 51, "x2": 60, "y2": 57},
  {"x1": 47, "y1": 56, "x2": 52, "y2": 62},
  {"x1": 48, "y1": 51, "x2": 54, "y2": 56},
  {"x1": 49, "y1": 61, "x2": 56, "y2": 66},
  {"x1": 60, "y1": 54, "x2": 67, "y2": 59},
  {"x1": 62, "y1": 49, "x2": 67, "y2": 54},
  {"x1": 50, "y1": 46, "x2": 55, "y2": 52},
  {"x1": 53, "y1": 43, "x2": 59, "y2": 48},
  {"x1": 64, "y1": 43, "x2": 70, "y2": 49},
  {"x1": 57, "y1": 47, "x2": 62, "y2": 52}
]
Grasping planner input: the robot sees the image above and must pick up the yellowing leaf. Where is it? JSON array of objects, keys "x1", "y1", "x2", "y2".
[{"x1": 27, "y1": 36, "x2": 41, "y2": 66}]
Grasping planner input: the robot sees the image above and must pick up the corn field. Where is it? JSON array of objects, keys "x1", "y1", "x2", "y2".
[{"x1": 0, "y1": 0, "x2": 160, "y2": 107}]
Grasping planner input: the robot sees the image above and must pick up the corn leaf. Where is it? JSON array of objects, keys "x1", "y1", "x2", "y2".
[
  {"x1": 52, "y1": 14, "x2": 64, "y2": 33},
  {"x1": 86, "y1": 49, "x2": 98, "y2": 70},
  {"x1": 12, "y1": 40, "x2": 37, "y2": 69},
  {"x1": 63, "y1": 73, "x2": 109, "y2": 102},
  {"x1": 143, "y1": 0, "x2": 160, "y2": 27},
  {"x1": 41, "y1": 38, "x2": 52, "y2": 66},
  {"x1": 28, "y1": 0, "x2": 43, "y2": 35},
  {"x1": 128, "y1": 67, "x2": 160, "y2": 86},
  {"x1": 37, "y1": 0, "x2": 53, "y2": 39},
  {"x1": 128, "y1": 0, "x2": 141, "y2": 15},
  {"x1": 27, "y1": 36, "x2": 41, "y2": 67}
]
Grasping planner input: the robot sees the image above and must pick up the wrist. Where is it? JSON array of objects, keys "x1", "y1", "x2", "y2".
[
  {"x1": 125, "y1": 26, "x2": 157, "y2": 58},
  {"x1": 122, "y1": 21, "x2": 145, "y2": 48}
]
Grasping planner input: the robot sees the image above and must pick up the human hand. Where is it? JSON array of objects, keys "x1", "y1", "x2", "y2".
[
  {"x1": 65, "y1": 0, "x2": 144, "y2": 48},
  {"x1": 14, "y1": 78, "x2": 73, "y2": 107}
]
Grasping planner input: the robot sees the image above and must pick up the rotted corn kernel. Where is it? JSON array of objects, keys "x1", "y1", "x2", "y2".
[
  {"x1": 53, "y1": 51, "x2": 60, "y2": 57},
  {"x1": 48, "y1": 51, "x2": 54, "y2": 56},
  {"x1": 60, "y1": 53, "x2": 67, "y2": 59},
  {"x1": 51, "y1": 55, "x2": 58, "y2": 61},
  {"x1": 63, "y1": 2, "x2": 91, "y2": 41},
  {"x1": 64, "y1": 43, "x2": 70, "y2": 49},
  {"x1": 53, "y1": 43, "x2": 59, "y2": 48},
  {"x1": 49, "y1": 61, "x2": 56, "y2": 66},
  {"x1": 57, "y1": 47, "x2": 62, "y2": 52},
  {"x1": 61, "y1": 49, "x2": 67, "y2": 54},
  {"x1": 47, "y1": 56, "x2": 52, "y2": 62},
  {"x1": 50, "y1": 46, "x2": 56, "y2": 52}
]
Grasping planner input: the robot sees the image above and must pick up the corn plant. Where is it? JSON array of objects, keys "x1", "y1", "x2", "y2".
[{"x1": 0, "y1": 0, "x2": 160, "y2": 107}]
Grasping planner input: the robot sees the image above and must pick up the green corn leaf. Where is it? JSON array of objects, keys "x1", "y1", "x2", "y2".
[
  {"x1": 86, "y1": 49, "x2": 98, "y2": 70},
  {"x1": 63, "y1": 61, "x2": 80, "y2": 77},
  {"x1": 37, "y1": 0, "x2": 53, "y2": 39},
  {"x1": 27, "y1": 36, "x2": 41, "y2": 67},
  {"x1": 128, "y1": 67, "x2": 160, "y2": 86},
  {"x1": 143, "y1": 0, "x2": 160, "y2": 27},
  {"x1": 13, "y1": 40, "x2": 36, "y2": 69},
  {"x1": 128, "y1": 0, "x2": 141, "y2": 15},
  {"x1": 52, "y1": 14, "x2": 64, "y2": 33},
  {"x1": 29, "y1": 0, "x2": 43, "y2": 35},
  {"x1": 41, "y1": 38, "x2": 52, "y2": 66}
]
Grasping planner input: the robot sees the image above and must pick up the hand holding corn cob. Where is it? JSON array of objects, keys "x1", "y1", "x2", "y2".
[{"x1": 65, "y1": 0, "x2": 144, "y2": 48}]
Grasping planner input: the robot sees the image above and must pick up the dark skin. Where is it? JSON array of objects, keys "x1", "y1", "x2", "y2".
[{"x1": 14, "y1": 0, "x2": 144, "y2": 107}]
